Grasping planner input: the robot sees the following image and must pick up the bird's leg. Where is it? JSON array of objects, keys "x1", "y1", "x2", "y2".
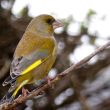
[
  {"x1": 46, "y1": 77, "x2": 54, "y2": 89},
  {"x1": 22, "y1": 87, "x2": 30, "y2": 97},
  {"x1": 47, "y1": 77, "x2": 51, "y2": 86}
]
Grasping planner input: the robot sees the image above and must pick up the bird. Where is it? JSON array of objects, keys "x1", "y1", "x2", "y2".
[{"x1": 1, "y1": 14, "x2": 63, "y2": 102}]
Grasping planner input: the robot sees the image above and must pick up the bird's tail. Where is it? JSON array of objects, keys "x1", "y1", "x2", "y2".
[
  {"x1": 1, "y1": 76, "x2": 17, "y2": 103},
  {"x1": 2, "y1": 75, "x2": 15, "y2": 87},
  {"x1": 0, "y1": 86, "x2": 16, "y2": 104},
  {"x1": 0, "y1": 79, "x2": 29, "y2": 104}
]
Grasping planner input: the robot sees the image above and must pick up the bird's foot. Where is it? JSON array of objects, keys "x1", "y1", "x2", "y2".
[
  {"x1": 47, "y1": 77, "x2": 54, "y2": 89},
  {"x1": 22, "y1": 87, "x2": 30, "y2": 97}
]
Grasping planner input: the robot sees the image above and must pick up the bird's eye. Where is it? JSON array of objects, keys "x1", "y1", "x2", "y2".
[{"x1": 46, "y1": 18, "x2": 55, "y2": 24}]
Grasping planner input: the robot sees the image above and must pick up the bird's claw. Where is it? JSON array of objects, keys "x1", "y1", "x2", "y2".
[{"x1": 22, "y1": 87, "x2": 30, "y2": 97}]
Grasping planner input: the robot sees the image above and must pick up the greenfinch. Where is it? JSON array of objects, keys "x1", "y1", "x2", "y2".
[{"x1": 1, "y1": 14, "x2": 63, "y2": 102}]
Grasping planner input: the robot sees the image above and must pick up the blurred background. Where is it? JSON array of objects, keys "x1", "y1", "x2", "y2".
[{"x1": 0, "y1": 0, "x2": 110, "y2": 110}]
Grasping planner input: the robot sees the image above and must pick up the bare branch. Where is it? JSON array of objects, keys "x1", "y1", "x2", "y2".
[{"x1": 0, "y1": 41, "x2": 110, "y2": 110}]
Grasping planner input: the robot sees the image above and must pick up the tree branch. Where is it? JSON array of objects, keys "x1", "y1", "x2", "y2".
[{"x1": 0, "y1": 41, "x2": 110, "y2": 110}]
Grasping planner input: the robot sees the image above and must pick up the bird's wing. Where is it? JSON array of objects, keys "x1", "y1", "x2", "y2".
[{"x1": 10, "y1": 49, "x2": 49, "y2": 79}]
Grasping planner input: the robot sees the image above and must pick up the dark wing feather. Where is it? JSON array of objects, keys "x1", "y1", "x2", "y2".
[
  {"x1": 3, "y1": 49, "x2": 49, "y2": 86},
  {"x1": 10, "y1": 49, "x2": 49, "y2": 78}
]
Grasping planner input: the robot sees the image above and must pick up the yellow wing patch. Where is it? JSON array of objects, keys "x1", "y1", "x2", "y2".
[
  {"x1": 13, "y1": 79, "x2": 29, "y2": 97},
  {"x1": 21, "y1": 59, "x2": 42, "y2": 75}
]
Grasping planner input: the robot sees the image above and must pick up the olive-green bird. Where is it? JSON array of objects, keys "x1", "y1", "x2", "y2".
[{"x1": 1, "y1": 14, "x2": 63, "y2": 102}]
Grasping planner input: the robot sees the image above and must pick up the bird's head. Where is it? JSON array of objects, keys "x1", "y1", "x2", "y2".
[{"x1": 26, "y1": 14, "x2": 63, "y2": 37}]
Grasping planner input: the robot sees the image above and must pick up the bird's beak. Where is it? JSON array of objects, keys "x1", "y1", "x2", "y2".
[{"x1": 52, "y1": 20, "x2": 63, "y2": 30}]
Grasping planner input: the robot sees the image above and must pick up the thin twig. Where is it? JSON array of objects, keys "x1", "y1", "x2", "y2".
[{"x1": 0, "y1": 41, "x2": 110, "y2": 110}]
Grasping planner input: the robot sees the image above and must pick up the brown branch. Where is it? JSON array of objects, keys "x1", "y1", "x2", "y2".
[{"x1": 0, "y1": 41, "x2": 110, "y2": 110}]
